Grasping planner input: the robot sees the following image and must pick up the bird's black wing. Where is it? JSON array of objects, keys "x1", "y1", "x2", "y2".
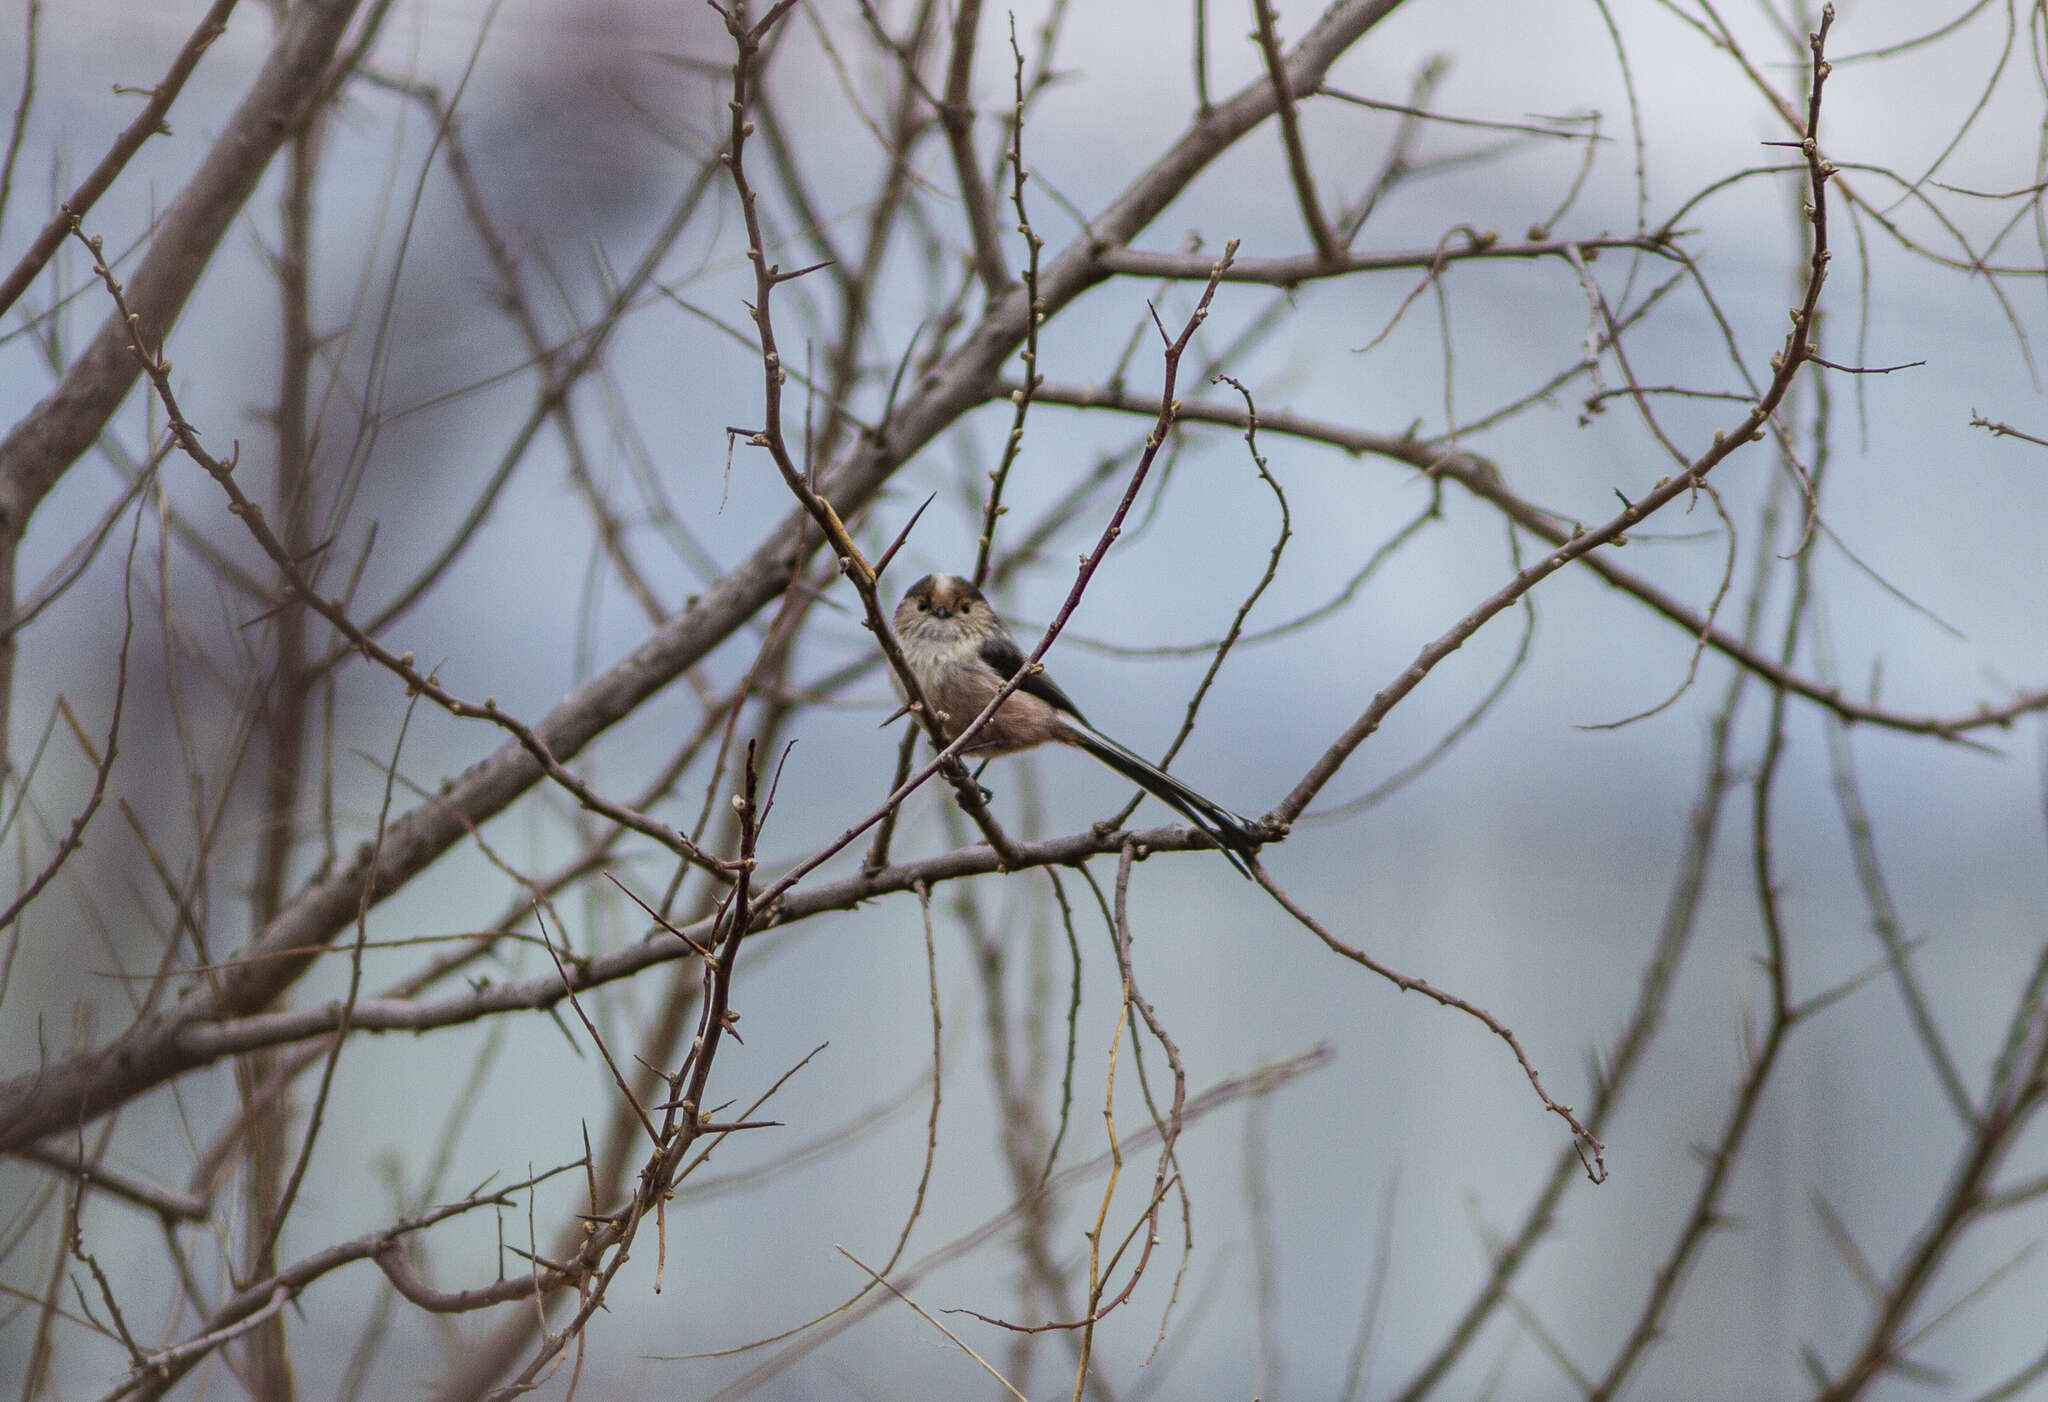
[{"x1": 978, "y1": 633, "x2": 1086, "y2": 721}]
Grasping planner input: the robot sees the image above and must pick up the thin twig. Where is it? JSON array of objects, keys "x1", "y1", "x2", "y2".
[{"x1": 1251, "y1": 0, "x2": 1339, "y2": 260}]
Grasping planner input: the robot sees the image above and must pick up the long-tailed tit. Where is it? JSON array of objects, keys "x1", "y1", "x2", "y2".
[{"x1": 892, "y1": 573, "x2": 1258, "y2": 874}]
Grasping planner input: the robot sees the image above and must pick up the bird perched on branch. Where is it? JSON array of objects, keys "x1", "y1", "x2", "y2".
[{"x1": 892, "y1": 572, "x2": 1258, "y2": 876}]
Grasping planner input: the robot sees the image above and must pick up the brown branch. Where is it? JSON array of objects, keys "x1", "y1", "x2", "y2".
[
  {"x1": 373, "y1": 1243, "x2": 558, "y2": 1315},
  {"x1": 372, "y1": 68, "x2": 672, "y2": 626},
  {"x1": 959, "y1": 845, "x2": 1194, "y2": 1344},
  {"x1": 0, "y1": 497, "x2": 139, "y2": 936},
  {"x1": 156, "y1": 821, "x2": 1257, "y2": 1066},
  {"x1": 66, "y1": 223, "x2": 733, "y2": 880},
  {"x1": 1389, "y1": 502, "x2": 1773, "y2": 1398},
  {"x1": 1592, "y1": 31, "x2": 1843, "y2": 1392},
  {"x1": 1813, "y1": 953, "x2": 2048, "y2": 1396},
  {"x1": 1272, "y1": 0, "x2": 1837, "y2": 822},
  {"x1": 1110, "y1": 372, "x2": 1289, "y2": 832},
  {"x1": 1971, "y1": 412, "x2": 2048, "y2": 449},
  {"x1": 0, "y1": 0, "x2": 1414, "y2": 1159},
  {"x1": 1251, "y1": 0, "x2": 1338, "y2": 260},
  {"x1": 0, "y1": 0, "x2": 240, "y2": 320},
  {"x1": 1806, "y1": 352, "x2": 1924, "y2": 374},
  {"x1": 0, "y1": 0, "x2": 39, "y2": 252},
  {"x1": 970, "y1": 21, "x2": 1044, "y2": 589},
  {"x1": 1251, "y1": 856, "x2": 1605, "y2": 1180},
  {"x1": 839, "y1": 1247, "x2": 1031, "y2": 1401},
  {"x1": 0, "y1": 0, "x2": 361, "y2": 521},
  {"x1": 484, "y1": 742, "x2": 769, "y2": 1397},
  {"x1": 1014, "y1": 381, "x2": 2033, "y2": 746},
  {"x1": 99, "y1": 1174, "x2": 578, "y2": 1402},
  {"x1": 938, "y1": 0, "x2": 1014, "y2": 297},
  {"x1": 339, "y1": 147, "x2": 727, "y2": 646},
  {"x1": 718, "y1": 0, "x2": 1023, "y2": 865},
  {"x1": 0, "y1": 0, "x2": 365, "y2": 792},
  {"x1": 12, "y1": 1143, "x2": 208, "y2": 1222},
  {"x1": 697, "y1": 1045, "x2": 1334, "y2": 1401},
  {"x1": 1588, "y1": 430, "x2": 1814, "y2": 1402},
  {"x1": 420, "y1": 644, "x2": 817, "y2": 1400},
  {"x1": 1094, "y1": 233, "x2": 1674, "y2": 283}
]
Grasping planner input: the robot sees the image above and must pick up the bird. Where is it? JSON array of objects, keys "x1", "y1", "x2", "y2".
[{"x1": 891, "y1": 572, "x2": 1258, "y2": 876}]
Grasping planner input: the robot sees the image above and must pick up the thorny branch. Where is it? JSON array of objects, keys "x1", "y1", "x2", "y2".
[
  {"x1": 69, "y1": 224, "x2": 735, "y2": 889},
  {"x1": 6, "y1": 1, "x2": 2048, "y2": 1398}
]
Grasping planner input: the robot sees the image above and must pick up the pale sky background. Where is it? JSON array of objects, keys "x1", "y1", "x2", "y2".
[{"x1": 5, "y1": 1, "x2": 2048, "y2": 1398}]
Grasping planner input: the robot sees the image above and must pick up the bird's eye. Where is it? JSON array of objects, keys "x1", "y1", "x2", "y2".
[{"x1": 916, "y1": 600, "x2": 930, "y2": 612}]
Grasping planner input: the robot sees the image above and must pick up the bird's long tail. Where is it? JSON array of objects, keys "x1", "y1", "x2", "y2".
[{"x1": 1064, "y1": 724, "x2": 1258, "y2": 878}]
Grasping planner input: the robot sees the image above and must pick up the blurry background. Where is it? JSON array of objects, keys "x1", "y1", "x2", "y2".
[{"x1": 5, "y1": 0, "x2": 2048, "y2": 1398}]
